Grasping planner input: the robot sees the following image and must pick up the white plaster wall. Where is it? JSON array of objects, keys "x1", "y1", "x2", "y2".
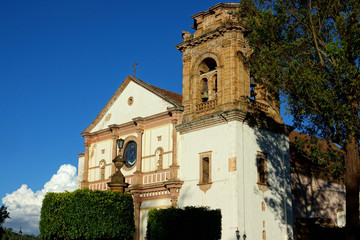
[
  {"x1": 139, "y1": 199, "x2": 172, "y2": 240},
  {"x1": 88, "y1": 140, "x2": 112, "y2": 181},
  {"x1": 238, "y1": 123, "x2": 293, "y2": 240},
  {"x1": 178, "y1": 122, "x2": 238, "y2": 240},
  {"x1": 177, "y1": 121, "x2": 293, "y2": 240},
  {"x1": 142, "y1": 124, "x2": 173, "y2": 172},
  {"x1": 91, "y1": 81, "x2": 174, "y2": 132},
  {"x1": 291, "y1": 171, "x2": 346, "y2": 225},
  {"x1": 77, "y1": 156, "x2": 84, "y2": 188}
]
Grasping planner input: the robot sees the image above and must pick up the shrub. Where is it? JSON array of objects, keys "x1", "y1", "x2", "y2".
[
  {"x1": 146, "y1": 206, "x2": 221, "y2": 240},
  {"x1": 40, "y1": 189, "x2": 134, "y2": 240}
]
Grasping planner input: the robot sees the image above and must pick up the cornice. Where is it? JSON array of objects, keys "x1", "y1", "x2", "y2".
[
  {"x1": 176, "y1": 109, "x2": 247, "y2": 134},
  {"x1": 191, "y1": 3, "x2": 240, "y2": 19},
  {"x1": 176, "y1": 25, "x2": 245, "y2": 52},
  {"x1": 82, "y1": 111, "x2": 175, "y2": 138},
  {"x1": 244, "y1": 112, "x2": 294, "y2": 135},
  {"x1": 177, "y1": 109, "x2": 293, "y2": 135}
]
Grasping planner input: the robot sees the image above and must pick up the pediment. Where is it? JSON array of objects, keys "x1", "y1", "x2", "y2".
[{"x1": 82, "y1": 76, "x2": 182, "y2": 134}]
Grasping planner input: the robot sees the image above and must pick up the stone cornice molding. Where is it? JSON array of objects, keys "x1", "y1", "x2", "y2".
[
  {"x1": 191, "y1": 3, "x2": 240, "y2": 19},
  {"x1": 244, "y1": 112, "x2": 294, "y2": 135},
  {"x1": 82, "y1": 111, "x2": 173, "y2": 138},
  {"x1": 177, "y1": 109, "x2": 293, "y2": 135},
  {"x1": 176, "y1": 25, "x2": 245, "y2": 52},
  {"x1": 177, "y1": 109, "x2": 247, "y2": 134},
  {"x1": 132, "y1": 117, "x2": 145, "y2": 129}
]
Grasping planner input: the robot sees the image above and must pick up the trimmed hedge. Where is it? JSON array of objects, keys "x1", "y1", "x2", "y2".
[
  {"x1": 146, "y1": 206, "x2": 221, "y2": 240},
  {"x1": 40, "y1": 189, "x2": 134, "y2": 240}
]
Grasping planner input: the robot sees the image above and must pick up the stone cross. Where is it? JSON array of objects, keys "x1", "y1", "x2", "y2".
[{"x1": 132, "y1": 61, "x2": 138, "y2": 77}]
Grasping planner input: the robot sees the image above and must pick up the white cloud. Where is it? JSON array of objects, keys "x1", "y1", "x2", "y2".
[{"x1": 2, "y1": 164, "x2": 78, "y2": 236}]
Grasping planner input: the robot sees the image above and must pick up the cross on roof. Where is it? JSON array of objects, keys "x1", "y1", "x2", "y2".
[{"x1": 132, "y1": 61, "x2": 138, "y2": 77}]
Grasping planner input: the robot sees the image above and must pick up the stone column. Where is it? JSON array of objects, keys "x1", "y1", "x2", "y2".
[
  {"x1": 133, "y1": 192, "x2": 142, "y2": 240},
  {"x1": 81, "y1": 142, "x2": 91, "y2": 188}
]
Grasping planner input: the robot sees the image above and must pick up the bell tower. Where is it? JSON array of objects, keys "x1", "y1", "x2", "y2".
[{"x1": 176, "y1": 3, "x2": 282, "y2": 125}]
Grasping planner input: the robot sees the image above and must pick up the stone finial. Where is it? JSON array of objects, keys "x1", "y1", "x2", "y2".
[
  {"x1": 107, "y1": 155, "x2": 129, "y2": 193},
  {"x1": 182, "y1": 31, "x2": 192, "y2": 41}
]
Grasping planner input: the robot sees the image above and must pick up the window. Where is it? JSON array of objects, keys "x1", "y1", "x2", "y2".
[
  {"x1": 199, "y1": 152, "x2": 212, "y2": 184},
  {"x1": 202, "y1": 157, "x2": 210, "y2": 183},
  {"x1": 337, "y1": 208, "x2": 345, "y2": 227},
  {"x1": 257, "y1": 152, "x2": 269, "y2": 192},
  {"x1": 124, "y1": 141, "x2": 137, "y2": 168}
]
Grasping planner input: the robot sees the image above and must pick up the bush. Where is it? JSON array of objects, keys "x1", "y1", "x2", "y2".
[
  {"x1": 146, "y1": 206, "x2": 221, "y2": 240},
  {"x1": 40, "y1": 189, "x2": 134, "y2": 240}
]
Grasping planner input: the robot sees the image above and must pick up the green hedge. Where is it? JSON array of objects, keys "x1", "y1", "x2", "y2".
[
  {"x1": 40, "y1": 189, "x2": 134, "y2": 240},
  {"x1": 146, "y1": 206, "x2": 221, "y2": 240}
]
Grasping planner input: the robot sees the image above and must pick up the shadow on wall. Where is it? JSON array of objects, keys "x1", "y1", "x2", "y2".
[
  {"x1": 246, "y1": 112, "x2": 346, "y2": 239},
  {"x1": 245, "y1": 112, "x2": 293, "y2": 238}
]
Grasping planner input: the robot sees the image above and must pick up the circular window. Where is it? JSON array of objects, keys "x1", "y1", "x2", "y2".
[
  {"x1": 128, "y1": 96, "x2": 134, "y2": 106},
  {"x1": 124, "y1": 141, "x2": 137, "y2": 168}
]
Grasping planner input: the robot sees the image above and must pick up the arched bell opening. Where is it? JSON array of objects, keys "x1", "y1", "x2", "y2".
[
  {"x1": 199, "y1": 57, "x2": 217, "y2": 74},
  {"x1": 198, "y1": 57, "x2": 218, "y2": 104}
]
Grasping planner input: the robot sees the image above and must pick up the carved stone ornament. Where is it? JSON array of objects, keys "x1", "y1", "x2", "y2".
[{"x1": 107, "y1": 155, "x2": 129, "y2": 193}]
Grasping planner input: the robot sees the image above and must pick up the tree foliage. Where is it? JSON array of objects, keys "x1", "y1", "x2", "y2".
[
  {"x1": 1, "y1": 228, "x2": 40, "y2": 240},
  {"x1": 0, "y1": 205, "x2": 10, "y2": 239},
  {"x1": 238, "y1": 0, "x2": 359, "y2": 239},
  {"x1": 39, "y1": 189, "x2": 134, "y2": 240},
  {"x1": 146, "y1": 206, "x2": 221, "y2": 240}
]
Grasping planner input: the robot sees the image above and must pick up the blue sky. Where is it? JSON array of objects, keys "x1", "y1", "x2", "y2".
[{"x1": 0, "y1": 0, "x2": 293, "y2": 235}]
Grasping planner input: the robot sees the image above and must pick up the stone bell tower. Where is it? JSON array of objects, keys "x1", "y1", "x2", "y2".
[
  {"x1": 176, "y1": 3, "x2": 282, "y2": 125},
  {"x1": 176, "y1": 3, "x2": 293, "y2": 240}
]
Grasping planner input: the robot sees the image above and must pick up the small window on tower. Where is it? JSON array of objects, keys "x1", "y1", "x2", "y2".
[
  {"x1": 257, "y1": 152, "x2": 269, "y2": 191},
  {"x1": 202, "y1": 157, "x2": 210, "y2": 183},
  {"x1": 198, "y1": 151, "x2": 212, "y2": 192}
]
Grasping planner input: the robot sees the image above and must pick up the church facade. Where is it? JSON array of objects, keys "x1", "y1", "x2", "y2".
[{"x1": 78, "y1": 3, "x2": 294, "y2": 240}]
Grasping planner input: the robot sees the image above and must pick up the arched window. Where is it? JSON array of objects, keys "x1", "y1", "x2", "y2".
[
  {"x1": 198, "y1": 58, "x2": 217, "y2": 103},
  {"x1": 199, "y1": 58, "x2": 217, "y2": 74},
  {"x1": 124, "y1": 141, "x2": 137, "y2": 168}
]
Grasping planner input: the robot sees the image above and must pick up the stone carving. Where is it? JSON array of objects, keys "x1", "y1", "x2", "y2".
[
  {"x1": 182, "y1": 31, "x2": 192, "y2": 41},
  {"x1": 107, "y1": 147, "x2": 129, "y2": 193}
]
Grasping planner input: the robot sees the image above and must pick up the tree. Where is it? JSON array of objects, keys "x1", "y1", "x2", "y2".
[
  {"x1": 0, "y1": 205, "x2": 10, "y2": 238},
  {"x1": 238, "y1": 0, "x2": 360, "y2": 239}
]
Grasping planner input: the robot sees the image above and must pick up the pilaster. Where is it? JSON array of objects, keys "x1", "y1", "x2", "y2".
[
  {"x1": 81, "y1": 142, "x2": 91, "y2": 188},
  {"x1": 133, "y1": 191, "x2": 142, "y2": 240},
  {"x1": 170, "y1": 119, "x2": 180, "y2": 180},
  {"x1": 133, "y1": 128, "x2": 144, "y2": 185}
]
